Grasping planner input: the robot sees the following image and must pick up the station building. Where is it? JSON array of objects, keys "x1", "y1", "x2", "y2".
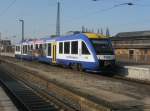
[
  {"x1": 111, "y1": 31, "x2": 150, "y2": 64},
  {"x1": 0, "y1": 40, "x2": 14, "y2": 53}
]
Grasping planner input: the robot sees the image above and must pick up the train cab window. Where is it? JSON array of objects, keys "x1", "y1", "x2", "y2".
[
  {"x1": 71, "y1": 41, "x2": 78, "y2": 54},
  {"x1": 64, "y1": 42, "x2": 70, "y2": 54},
  {"x1": 48, "y1": 43, "x2": 51, "y2": 56},
  {"x1": 59, "y1": 42, "x2": 63, "y2": 54},
  {"x1": 82, "y1": 41, "x2": 90, "y2": 55}
]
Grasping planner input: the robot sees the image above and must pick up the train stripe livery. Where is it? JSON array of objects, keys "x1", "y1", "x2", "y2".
[{"x1": 15, "y1": 33, "x2": 115, "y2": 72}]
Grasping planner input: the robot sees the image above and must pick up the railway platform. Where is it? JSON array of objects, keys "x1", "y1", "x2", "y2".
[
  {"x1": 0, "y1": 56, "x2": 150, "y2": 111},
  {"x1": 117, "y1": 64, "x2": 150, "y2": 81},
  {"x1": 0, "y1": 86, "x2": 18, "y2": 111}
]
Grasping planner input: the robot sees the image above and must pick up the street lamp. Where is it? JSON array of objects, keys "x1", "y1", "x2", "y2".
[
  {"x1": 19, "y1": 19, "x2": 24, "y2": 60},
  {"x1": 19, "y1": 19, "x2": 24, "y2": 42},
  {"x1": 92, "y1": 0, "x2": 134, "y2": 8},
  {"x1": 114, "y1": 2, "x2": 134, "y2": 7},
  {"x1": 56, "y1": 0, "x2": 60, "y2": 36}
]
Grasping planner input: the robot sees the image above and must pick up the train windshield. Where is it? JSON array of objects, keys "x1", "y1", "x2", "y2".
[{"x1": 91, "y1": 39, "x2": 114, "y2": 55}]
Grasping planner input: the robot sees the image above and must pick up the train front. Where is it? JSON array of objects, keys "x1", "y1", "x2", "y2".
[{"x1": 86, "y1": 33, "x2": 115, "y2": 71}]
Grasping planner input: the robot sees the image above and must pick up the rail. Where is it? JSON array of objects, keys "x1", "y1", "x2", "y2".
[{"x1": 0, "y1": 67, "x2": 76, "y2": 111}]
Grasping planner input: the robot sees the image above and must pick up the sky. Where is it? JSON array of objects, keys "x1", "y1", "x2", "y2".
[{"x1": 0, "y1": 0, "x2": 150, "y2": 43}]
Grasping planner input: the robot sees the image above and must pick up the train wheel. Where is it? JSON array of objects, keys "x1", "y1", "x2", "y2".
[
  {"x1": 77, "y1": 63, "x2": 83, "y2": 72},
  {"x1": 70, "y1": 63, "x2": 76, "y2": 70}
]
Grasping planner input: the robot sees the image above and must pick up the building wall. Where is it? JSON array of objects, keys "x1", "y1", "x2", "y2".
[
  {"x1": 115, "y1": 48, "x2": 150, "y2": 55},
  {"x1": 114, "y1": 48, "x2": 150, "y2": 64}
]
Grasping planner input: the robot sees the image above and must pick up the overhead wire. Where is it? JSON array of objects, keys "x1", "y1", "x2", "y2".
[{"x1": 0, "y1": 0, "x2": 17, "y2": 17}]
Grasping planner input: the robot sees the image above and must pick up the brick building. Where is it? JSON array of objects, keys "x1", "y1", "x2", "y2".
[
  {"x1": 0, "y1": 40, "x2": 14, "y2": 53},
  {"x1": 111, "y1": 31, "x2": 150, "y2": 64}
]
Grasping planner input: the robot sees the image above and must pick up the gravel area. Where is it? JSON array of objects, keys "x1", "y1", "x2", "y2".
[{"x1": 1, "y1": 57, "x2": 150, "y2": 109}]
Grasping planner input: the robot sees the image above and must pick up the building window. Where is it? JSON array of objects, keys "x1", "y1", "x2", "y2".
[
  {"x1": 48, "y1": 43, "x2": 51, "y2": 56},
  {"x1": 129, "y1": 50, "x2": 134, "y2": 55},
  {"x1": 71, "y1": 41, "x2": 78, "y2": 54},
  {"x1": 64, "y1": 42, "x2": 70, "y2": 54},
  {"x1": 59, "y1": 42, "x2": 63, "y2": 54},
  {"x1": 82, "y1": 41, "x2": 90, "y2": 55},
  {"x1": 129, "y1": 50, "x2": 134, "y2": 59},
  {"x1": 144, "y1": 49, "x2": 148, "y2": 54}
]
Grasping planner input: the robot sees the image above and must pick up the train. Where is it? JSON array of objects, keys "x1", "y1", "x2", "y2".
[{"x1": 15, "y1": 32, "x2": 115, "y2": 72}]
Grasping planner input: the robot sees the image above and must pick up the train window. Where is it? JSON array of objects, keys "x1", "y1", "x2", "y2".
[
  {"x1": 71, "y1": 41, "x2": 78, "y2": 54},
  {"x1": 64, "y1": 42, "x2": 70, "y2": 54},
  {"x1": 48, "y1": 43, "x2": 51, "y2": 56},
  {"x1": 35, "y1": 44, "x2": 38, "y2": 49},
  {"x1": 59, "y1": 42, "x2": 63, "y2": 54},
  {"x1": 39, "y1": 44, "x2": 42, "y2": 49},
  {"x1": 25, "y1": 45, "x2": 28, "y2": 53},
  {"x1": 28, "y1": 45, "x2": 30, "y2": 50},
  {"x1": 43, "y1": 44, "x2": 46, "y2": 49},
  {"x1": 82, "y1": 42, "x2": 90, "y2": 55},
  {"x1": 23, "y1": 46, "x2": 25, "y2": 53},
  {"x1": 18, "y1": 46, "x2": 20, "y2": 51},
  {"x1": 15, "y1": 46, "x2": 18, "y2": 51},
  {"x1": 31, "y1": 45, "x2": 33, "y2": 50}
]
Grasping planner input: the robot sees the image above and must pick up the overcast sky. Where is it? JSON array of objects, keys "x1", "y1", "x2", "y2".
[{"x1": 0, "y1": 0, "x2": 150, "y2": 43}]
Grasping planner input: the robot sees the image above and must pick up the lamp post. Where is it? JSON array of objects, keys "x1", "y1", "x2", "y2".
[
  {"x1": 92, "y1": 0, "x2": 134, "y2": 7},
  {"x1": 56, "y1": 0, "x2": 60, "y2": 36},
  {"x1": 19, "y1": 19, "x2": 24, "y2": 42},
  {"x1": 113, "y1": 2, "x2": 134, "y2": 7},
  {"x1": 19, "y1": 19, "x2": 24, "y2": 61}
]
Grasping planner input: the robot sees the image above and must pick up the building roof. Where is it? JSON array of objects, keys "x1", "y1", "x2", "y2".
[{"x1": 115, "y1": 30, "x2": 150, "y2": 38}]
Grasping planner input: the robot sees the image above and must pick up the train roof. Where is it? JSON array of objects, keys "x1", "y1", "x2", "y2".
[{"x1": 17, "y1": 33, "x2": 107, "y2": 45}]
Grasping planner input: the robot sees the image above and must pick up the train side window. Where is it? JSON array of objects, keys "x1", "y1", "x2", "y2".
[
  {"x1": 28, "y1": 45, "x2": 30, "y2": 51},
  {"x1": 25, "y1": 45, "x2": 27, "y2": 53},
  {"x1": 59, "y1": 42, "x2": 63, "y2": 54},
  {"x1": 36, "y1": 44, "x2": 38, "y2": 49},
  {"x1": 17, "y1": 46, "x2": 20, "y2": 52},
  {"x1": 48, "y1": 43, "x2": 51, "y2": 56},
  {"x1": 71, "y1": 41, "x2": 78, "y2": 54},
  {"x1": 82, "y1": 41, "x2": 90, "y2": 55},
  {"x1": 15, "y1": 46, "x2": 18, "y2": 51},
  {"x1": 39, "y1": 44, "x2": 42, "y2": 49},
  {"x1": 43, "y1": 44, "x2": 46, "y2": 49},
  {"x1": 23, "y1": 46, "x2": 25, "y2": 53},
  {"x1": 64, "y1": 42, "x2": 70, "y2": 54},
  {"x1": 31, "y1": 45, "x2": 33, "y2": 50}
]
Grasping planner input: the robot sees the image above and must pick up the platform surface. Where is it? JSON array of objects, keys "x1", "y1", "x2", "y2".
[{"x1": 0, "y1": 86, "x2": 18, "y2": 111}]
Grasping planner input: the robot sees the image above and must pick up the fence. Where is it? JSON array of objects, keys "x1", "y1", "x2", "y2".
[{"x1": 115, "y1": 54, "x2": 150, "y2": 65}]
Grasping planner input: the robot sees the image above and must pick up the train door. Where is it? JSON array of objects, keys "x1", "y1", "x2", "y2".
[{"x1": 52, "y1": 42, "x2": 57, "y2": 63}]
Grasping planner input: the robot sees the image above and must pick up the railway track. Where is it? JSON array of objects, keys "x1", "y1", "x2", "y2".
[
  {"x1": 1, "y1": 56, "x2": 150, "y2": 87},
  {"x1": 0, "y1": 67, "x2": 77, "y2": 111},
  {"x1": 0, "y1": 56, "x2": 150, "y2": 111}
]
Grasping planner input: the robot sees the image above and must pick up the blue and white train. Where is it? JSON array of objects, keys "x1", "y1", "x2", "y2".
[{"x1": 15, "y1": 33, "x2": 115, "y2": 72}]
